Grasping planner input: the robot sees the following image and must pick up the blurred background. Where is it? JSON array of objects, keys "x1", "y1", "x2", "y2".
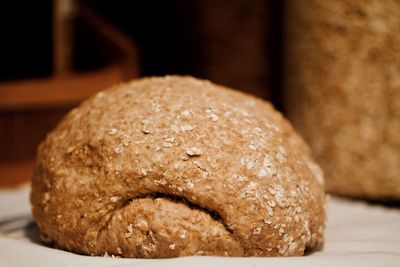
[
  {"x1": 0, "y1": 0, "x2": 283, "y2": 186},
  {"x1": 1, "y1": 0, "x2": 399, "y2": 201}
]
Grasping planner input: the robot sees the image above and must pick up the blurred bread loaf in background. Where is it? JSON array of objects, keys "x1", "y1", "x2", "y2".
[{"x1": 284, "y1": 0, "x2": 400, "y2": 199}]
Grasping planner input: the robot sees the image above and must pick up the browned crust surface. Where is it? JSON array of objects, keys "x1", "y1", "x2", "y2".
[{"x1": 31, "y1": 76, "x2": 325, "y2": 258}]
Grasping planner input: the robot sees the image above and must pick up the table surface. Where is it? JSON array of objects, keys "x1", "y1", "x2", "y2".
[{"x1": 1, "y1": 185, "x2": 399, "y2": 267}]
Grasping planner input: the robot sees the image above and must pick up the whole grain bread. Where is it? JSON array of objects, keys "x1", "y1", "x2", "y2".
[
  {"x1": 284, "y1": 0, "x2": 400, "y2": 199},
  {"x1": 31, "y1": 76, "x2": 325, "y2": 258}
]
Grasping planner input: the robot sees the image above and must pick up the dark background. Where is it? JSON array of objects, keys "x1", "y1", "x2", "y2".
[
  {"x1": 0, "y1": 0, "x2": 285, "y2": 103},
  {"x1": 0, "y1": 0, "x2": 284, "y2": 186}
]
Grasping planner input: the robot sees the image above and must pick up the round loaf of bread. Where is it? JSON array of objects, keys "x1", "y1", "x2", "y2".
[{"x1": 31, "y1": 76, "x2": 325, "y2": 258}]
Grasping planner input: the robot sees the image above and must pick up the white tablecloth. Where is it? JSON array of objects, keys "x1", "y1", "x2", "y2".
[{"x1": 1, "y1": 185, "x2": 399, "y2": 267}]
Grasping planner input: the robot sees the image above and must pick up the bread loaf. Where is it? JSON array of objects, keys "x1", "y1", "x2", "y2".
[
  {"x1": 31, "y1": 76, "x2": 325, "y2": 257},
  {"x1": 284, "y1": 0, "x2": 400, "y2": 199}
]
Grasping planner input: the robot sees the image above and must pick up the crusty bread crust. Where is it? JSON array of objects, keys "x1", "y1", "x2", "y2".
[{"x1": 31, "y1": 76, "x2": 325, "y2": 258}]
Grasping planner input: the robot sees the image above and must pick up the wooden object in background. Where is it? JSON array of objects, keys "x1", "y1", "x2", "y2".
[{"x1": 0, "y1": 1, "x2": 139, "y2": 187}]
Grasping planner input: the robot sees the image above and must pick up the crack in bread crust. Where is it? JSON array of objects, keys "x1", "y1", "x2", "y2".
[
  {"x1": 93, "y1": 196, "x2": 243, "y2": 257},
  {"x1": 91, "y1": 193, "x2": 240, "y2": 257},
  {"x1": 121, "y1": 193, "x2": 234, "y2": 234}
]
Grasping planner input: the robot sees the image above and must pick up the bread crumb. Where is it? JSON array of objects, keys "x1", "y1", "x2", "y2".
[
  {"x1": 154, "y1": 179, "x2": 167, "y2": 185},
  {"x1": 152, "y1": 103, "x2": 161, "y2": 112},
  {"x1": 140, "y1": 168, "x2": 147, "y2": 176},
  {"x1": 186, "y1": 147, "x2": 202, "y2": 156},
  {"x1": 163, "y1": 142, "x2": 173, "y2": 148},
  {"x1": 278, "y1": 248, "x2": 286, "y2": 255},
  {"x1": 169, "y1": 243, "x2": 176, "y2": 250},
  {"x1": 181, "y1": 110, "x2": 191, "y2": 117},
  {"x1": 108, "y1": 128, "x2": 117, "y2": 135},
  {"x1": 258, "y1": 157, "x2": 275, "y2": 177},
  {"x1": 267, "y1": 199, "x2": 276, "y2": 207},
  {"x1": 125, "y1": 224, "x2": 133, "y2": 238},
  {"x1": 187, "y1": 180, "x2": 195, "y2": 188},
  {"x1": 288, "y1": 241, "x2": 297, "y2": 253},
  {"x1": 136, "y1": 220, "x2": 149, "y2": 232},
  {"x1": 180, "y1": 155, "x2": 189, "y2": 161},
  {"x1": 279, "y1": 227, "x2": 285, "y2": 235},
  {"x1": 193, "y1": 160, "x2": 207, "y2": 172},
  {"x1": 110, "y1": 196, "x2": 120, "y2": 202},
  {"x1": 258, "y1": 168, "x2": 267, "y2": 177},
  {"x1": 195, "y1": 250, "x2": 205, "y2": 255},
  {"x1": 180, "y1": 231, "x2": 186, "y2": 238},
  {"x1": 266, "y1": 206, "x2": 274, "y2": 216},
  {"x1": 43, "y1": 192, "x2": 50, "y2": 204},
  {"x1": 236, "y1": 175, "x2": 248, "y2": 182},
  {"x1": 253, "y1": 227, "x2": 262, "y2": 235},
  {"x1": 263, "y1": 219, "x2": 272, "y2": 225},
  {"x1": 268, "y1": 187, "x2": 276, "y2": 195},
  {"x1": 246, "y1": 159, "x2": 257, "y2": 170},
  {"x1": 164, "y1": 136, "x2": 175, "y2": 143},
  {"x1": 180, "y1": 124, "x2": 195, "y2": 131},
  {"x1": 113, "y1": 146, "x2": 124, "y2": 154},
  {"x1": 208, "y1": 113, "x2": 219, "y2": 121},
  {"x1": 277, "y1": 146, "x2": 287, "y2": 162}
]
